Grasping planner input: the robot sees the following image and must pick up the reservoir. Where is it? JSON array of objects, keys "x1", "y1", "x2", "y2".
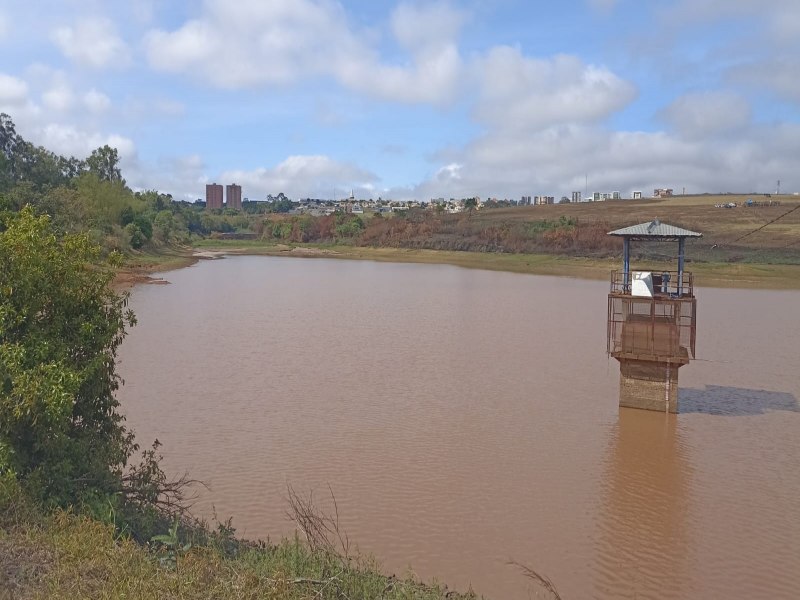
[{"x1": 117, "y1": 255, "x2": 800, "y2": 599}]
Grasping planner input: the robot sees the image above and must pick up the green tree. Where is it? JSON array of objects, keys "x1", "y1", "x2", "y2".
[
  {"x1": 133, "y1": 214, "x2": 153, "y2": 240},
  {"x1": 86, "y1": 145, "x2": 123, "y2": 184},
  {"x1": 73, "y1": 172, "x2": 130, "y2": 232},
  {"x1": 153, "y1": 210, "x2": 175, "y2": 242},
  {"x1": 0, "y1": 206, "x2": 136, "y2": 506},
  {"x1": 125, "y1": 222, "x2": 146, "y2": 249}
]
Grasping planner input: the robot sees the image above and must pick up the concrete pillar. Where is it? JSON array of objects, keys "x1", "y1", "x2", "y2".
[
  {"x1": 623, "y1": 238, "x2": 631, "y2": 292},
  {"x1": 619, "y1": 359, "x2": 680, "y2": 413}
]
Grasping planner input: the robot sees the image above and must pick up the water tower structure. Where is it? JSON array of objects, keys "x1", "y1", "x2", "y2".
[{"x1": 606, "y1": 220, "x2": 701, "y2": 413}]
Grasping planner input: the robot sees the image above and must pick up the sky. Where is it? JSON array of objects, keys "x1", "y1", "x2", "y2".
[{"x1": 0, "y1": 0, "x2": 799, "y2": 201}]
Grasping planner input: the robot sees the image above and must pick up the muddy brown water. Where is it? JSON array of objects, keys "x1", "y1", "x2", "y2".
[{"x1": 117, "y1": 256, "x2": 800, "y2": 599}]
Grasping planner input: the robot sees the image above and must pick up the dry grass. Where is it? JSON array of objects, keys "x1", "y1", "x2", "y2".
[
  {"x1": 0, "y1": 489, "x2": 482, "y2": 600},
  {"x1": 474, "y1": 194, "x2": 800, "y2": 251}
]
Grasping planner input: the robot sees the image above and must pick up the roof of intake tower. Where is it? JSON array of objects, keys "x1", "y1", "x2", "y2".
[{"x1": 608, "y1": 219, "x2": 702, "y2": 240}]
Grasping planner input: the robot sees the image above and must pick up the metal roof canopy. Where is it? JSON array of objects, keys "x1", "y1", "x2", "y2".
[
  {"x1": 608, "y1": 219, "x2": 702, "y2": 241},
  {"x1": 607, "y1": 219, "x2": 702, "y2": 296}
]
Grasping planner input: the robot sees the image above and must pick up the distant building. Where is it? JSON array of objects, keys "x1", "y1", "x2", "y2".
[
  {"x1": 535, "y1": 195, "x2": 554, "y2": 205},
  {"x1": 654, "y1": 188, "x2": 673, "y2": 198},
  {"x1": 592, "y1": 191, "x2": 619, "y2": 201},
  {"x1": 572, "y1": 191, "x2": 582, "y2": 203},
  {"x1": 206, "y1": 183, "x2": 223, "y2": 210},
  {"x1": 521, "y1": 195, "x2": 532, "y2": 206},
  {"x1": 226, "y1": 183, "x2": 242, "y2": 210},
  {"x1": 632, "y1": 191, "x2": 643, "y2": 200}
]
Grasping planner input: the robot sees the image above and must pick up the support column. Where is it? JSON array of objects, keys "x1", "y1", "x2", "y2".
[
  {"x1": 623, "y1": 238, "x2": 631, "y2": 292},
  {"x1": 677, "y1": 238, "x2": 685, "y2": 296},
  {"x1": 619, "y1": 359, "x2": 680, "y2": 413}
]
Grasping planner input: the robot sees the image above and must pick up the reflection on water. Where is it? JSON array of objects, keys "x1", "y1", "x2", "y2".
[
  {"x1": 595, "y1": 409, "x2": 691, "y2": 599},
  {"x1": 118, "y1": 256, "x2": 800, "y2": 599},
  {"x1": 680, "y1": 385, "x2": 799, "y2": 415}
]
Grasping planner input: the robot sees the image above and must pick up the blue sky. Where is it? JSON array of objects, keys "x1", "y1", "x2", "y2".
[{"x1": 0, "y1": 0, "x2": 798, "y2": 200}]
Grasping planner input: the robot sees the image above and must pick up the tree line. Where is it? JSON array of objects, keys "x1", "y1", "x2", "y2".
[{"x1": 0, "y1": 113, "x2": 253, "y2": 255}]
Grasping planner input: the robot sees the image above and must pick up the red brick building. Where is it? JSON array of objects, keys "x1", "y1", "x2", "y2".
[
  {"x1": 226, "y1": 183, "x2": 242, "y2": 210},
  {"x1": 206, "y1": 183, "x2": 223, "y2": 210}
]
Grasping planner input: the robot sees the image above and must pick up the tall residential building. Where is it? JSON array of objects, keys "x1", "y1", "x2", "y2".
[
  {"x1": 226, "y1": 183, "x2": 242, "y2": 210},
  {"x1": 572, "y1": 191, "x2": 582, "y2": 203},
  {"x1": 206, "y1": 183, "x2": 223, "y2": 210}
]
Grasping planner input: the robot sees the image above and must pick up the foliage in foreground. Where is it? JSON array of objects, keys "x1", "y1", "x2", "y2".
[
  {"x1": 0, "y1": 207, "x2": 135, "y2": 507},
  {"x1": 0, "y1": 480, "x2": 478, "y2": 600},
  {"x1": 0, "y1": 206, "x2": 195, "y2": 545}
]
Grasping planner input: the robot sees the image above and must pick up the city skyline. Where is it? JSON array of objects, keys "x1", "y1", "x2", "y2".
[{"x1": 0, "y1": 1, "x2": 798, "y2": 201}]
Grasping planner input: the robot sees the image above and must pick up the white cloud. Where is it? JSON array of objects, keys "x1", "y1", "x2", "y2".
[
  {"x1": 124, "y1": 154, "x2": 207, "y2": 199},
  {"x1": 659, "y1": 91, "x2": 751, "y2": 138},
  {"x1": 38, "y1": 123, "x2": 135, "y2": 159},
  {"x1": 129, "y1": 0, "x2": 156, "y2": 24},
  {"x1": 0, "y1": 73, "x2": 29, "y2": 108},
  {"x1": 473, "y1": 48, "x2": 637, "y2": 131},
  {"x1": 662, "y1": 0, "x2": 800, "y2": 47},
  {"x1": 435, "y1": 163, "x2": 463, "y2": 182},
  {"x1": 145, "y1": 0, "x2": 464, "y2": 104},
  {"x1": 84, "y1": 89, "x2": 111, "y2": 113},
  {"x1": 51, "y1": 17, "x2": 130, "y2": 68},
  {"x1": 765, "y1": 5, "x2": 800, "y2": 43},
  {"x1": 665, "y1": 0, "x2": 797, "y2": 22},
  {"x1": 401, "y1": 119, "x2": 800, "y2": 200},
  {"x1": 42, "y1": 82, "x2": 74, "y2": 112},
  {"x1": 729, "y1": 59, "x2": 800, "y2": 104},
  {"x1": 391, "y1": 3, "x2": 466, "y2": 52},
  {"x1": 219, "y1": 155, "x2": 378, "y2": 199}
]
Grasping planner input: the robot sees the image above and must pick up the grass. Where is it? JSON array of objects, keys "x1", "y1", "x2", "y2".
[
  {"x1": 123, "y1": 247, "x2": 198, "y2": 271},
  {"x1": 0, "y1": 486, "x2": 480, "y2": 600}
]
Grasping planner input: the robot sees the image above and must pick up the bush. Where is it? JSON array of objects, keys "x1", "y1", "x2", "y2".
[{"x1": 0, "y1": 207, "x2": 136, "y2": 507}]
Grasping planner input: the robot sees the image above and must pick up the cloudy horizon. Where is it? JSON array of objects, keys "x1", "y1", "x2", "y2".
[{"x1": 1, "y1": 0, "x2": 798, "y2": 201}]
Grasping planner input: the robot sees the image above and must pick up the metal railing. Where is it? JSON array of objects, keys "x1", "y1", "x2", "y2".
[
  {"x1": 610, "y1": 270, "x2": 694, "y2": 297},
  {"x1": 607, "y1": 294, "x2": 697, "y2": 360}
]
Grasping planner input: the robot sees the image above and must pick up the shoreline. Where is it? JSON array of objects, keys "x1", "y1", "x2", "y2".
[{"x1": 119, "y1": 242, "x2": 800, "y2": 290}]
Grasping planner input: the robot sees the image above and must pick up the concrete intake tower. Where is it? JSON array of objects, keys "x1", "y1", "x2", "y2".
[{"x1": 606, "y1": 220, "x2": 701, "y2": 413}]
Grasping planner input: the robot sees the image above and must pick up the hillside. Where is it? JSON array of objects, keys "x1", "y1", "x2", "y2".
[{"x1": 472, "y1": 194, "x2": 800, "y2": 262}]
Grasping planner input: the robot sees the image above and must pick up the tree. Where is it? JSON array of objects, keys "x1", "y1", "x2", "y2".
[
  {"x1": 463, "y1": 197, "x2": 478, "y2": 220},
  {"x1": 125, "y1": 222, "x2": 146, "y2": 249},
  {"x1": 0, "y1": 113, "x2": 21, "y2": 174},
  {"x1": 0, "y1": 206, "x2": 136, "y2": 506},
  {"x1": 86, "y1": 145, "x2": 123, "y2": 184}
]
